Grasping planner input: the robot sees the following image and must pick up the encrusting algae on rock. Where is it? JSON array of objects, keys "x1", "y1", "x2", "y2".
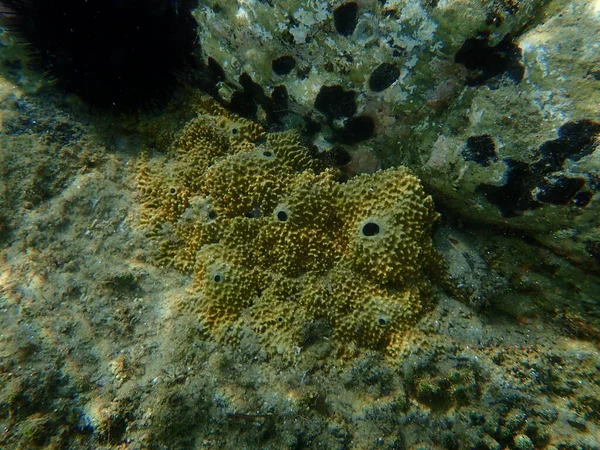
[{"x1": 137, "y1": 97, "x2": 444, "y2": 359}]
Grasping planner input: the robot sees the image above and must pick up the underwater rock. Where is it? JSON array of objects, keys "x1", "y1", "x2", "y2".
[
  {"x1": 137, "y1": 97, "x2": 444, "y2": 358},
  {"x1": 190, "y1": 0, "x2": 599, "y2": 266},
  {"x1": 424, "y1": 0, "x2": 600, "y2": 265}
]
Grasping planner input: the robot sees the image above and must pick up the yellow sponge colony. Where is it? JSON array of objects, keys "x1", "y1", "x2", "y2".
[{"x1": 137, "y1": 99, "x2": 442, "y2": 359}]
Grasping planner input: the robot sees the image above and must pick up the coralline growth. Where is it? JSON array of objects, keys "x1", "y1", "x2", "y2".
[{"x1": 137, "y1": 98, "x2": 442, "y2": 358}]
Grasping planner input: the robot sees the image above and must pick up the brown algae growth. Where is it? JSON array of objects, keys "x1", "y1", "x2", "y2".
[{"x1": 137, "y1": 98, "x2": 444, "y2": 359}]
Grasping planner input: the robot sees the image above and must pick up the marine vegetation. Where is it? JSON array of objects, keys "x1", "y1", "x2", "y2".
[{"x1": 137, "y1": 97, "x2": 444, "y2": 359}]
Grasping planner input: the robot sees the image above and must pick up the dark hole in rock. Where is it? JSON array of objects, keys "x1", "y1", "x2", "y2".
[
  {"x1": 476, "y1": 159, "x2": 541, "y2": 217},
  {"x1": 228, "y1": 72, "x2": 270, "y2": 120},
  {"x1": 479, "y1": 119, "x2": 599, "y2": 216},
  {"x1": 362, "y1": 222, "x2": 380, "y2": 236},
  {"x1": 303, "y1": 116, "x2": 322, "y2": 137},
  {"x1": 341, "y1": 115, "x2": 375, "y2": 144},
  {"x1": 208, "y1": 210, "x2": 217, "y2": 220},
  {"x1": 277, "y1": 210, "x2": 289, "y2": 222},
  {"x1": 271, "y1": 85, "x2": 289, "y2": 113},
  {"x1": 392, "y1": 46, "x2": 407, "y2": 58},
  {"x1": 272, "y1": 55, "x2": 296, "y2": 75},
  {"x1": 263, "y1": 150, "x2": 273, "y2": 157},
  {"x1": 315, "y1": 85, "x2": 357, "y2": 118},
  {"x1": 455, "y1": 33, "x2": 524, "y2": 86},
  {"x1": 239, "y1": 72, "x2": 269, "y2": 102},
  {"x1": 213, "y1": 274, "x2": 223, "y2": 283},
  {"x1": 207, "y1": 56, "x2": 226, "y2": 83},
  {"x1": 229, "y1": 90, "x2": 257, "y2": 119},
  {"x1": 536, "y1": 175, "x2": 586, "y2": 205},
  {"x1": 377, "y1": 317, "x2": 387, "y2": 326},
  {"x1": 169, "y1": 187, "x2": 177, "y2": 194},
  {"x1": 463, "y1": 134, "x2": 497, "y2": 166},
  {"x1": 231, "y1": 128, "x2": 238, "y2": 135},
  {"x1": 532, "y1": 119, "x2": 600, "y2": 174},
  {"x1": 333, "y1": 2, "x2": 359, "y2": 36},
  {"x1": 573, "y1": 191, "x2": 593, "y2": 208},
  {"x1": 369, "y1": 63, "x2": 400, "y2": 92},
  {"x1": 106, "y1": 415, "x2": 127, "y2": 445}
]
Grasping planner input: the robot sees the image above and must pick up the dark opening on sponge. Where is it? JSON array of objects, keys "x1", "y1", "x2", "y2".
[{"x1": 362, "y1": 222, "x2": 381, "y2": 237}]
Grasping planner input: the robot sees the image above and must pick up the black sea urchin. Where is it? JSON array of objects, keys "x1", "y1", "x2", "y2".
[{"x1": 0, "y1": 0, "x2": 199, "y2": 110}]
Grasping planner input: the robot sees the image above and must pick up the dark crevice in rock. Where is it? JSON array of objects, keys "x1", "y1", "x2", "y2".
[
  {"x1": 477, "y1": 159, "x2": 541, "y2": 217},
  {"x1": 369, "y1": 63, "x2": 400, "y2": 92},
  {"x1": 272, "y1": 55, "x2": 296, "y2": 76},
  {"x1": 463, "y1": 134, "x2": 498, "y2": 166},
  {"x1": 531, "y1": 120, "x2": 600, "y2": 173},
  {"x1": 476, "y1": 119, "x2": 600, "y2": 216},
  {"x1": 455, "y1": 33, "x2": 524, "y2": 87},
  {"x1": 315, "y1": 85, "x2": 358, "y2": 119},
  {"x1": 339, "y1": 115, "x2": 375, "y2": 144},
  {"x1": 333, "y1": 2, "x2": 359, "y2": 36}
]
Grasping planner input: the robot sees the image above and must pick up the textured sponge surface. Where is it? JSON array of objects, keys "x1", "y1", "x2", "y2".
[{"x1": 137, "y1": 98, "x2": 442, "y2": 359}]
